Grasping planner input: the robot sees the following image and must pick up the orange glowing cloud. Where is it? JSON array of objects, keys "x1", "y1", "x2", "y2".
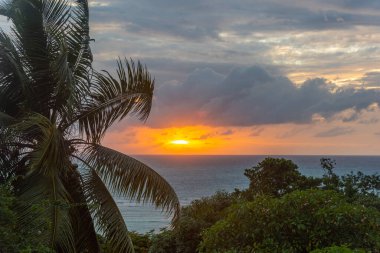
[
  {"x1": 103, "y1": 113, "x2": 380, "y2": 155},
  {"x1": 104, "y1": 125, "x2": 247, "y2": 155}
]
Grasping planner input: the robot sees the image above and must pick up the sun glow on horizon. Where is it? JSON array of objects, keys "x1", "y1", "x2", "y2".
[{"x1": 170, "y1": 140, "x2": 189, "y2": 145}]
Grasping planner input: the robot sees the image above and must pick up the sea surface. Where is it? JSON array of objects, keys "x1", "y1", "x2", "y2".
[{"x1": 113, "y1": 155, "x2": 380, "y2": 233}]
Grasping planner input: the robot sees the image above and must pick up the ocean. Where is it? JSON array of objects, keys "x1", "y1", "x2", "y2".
[{"x1": 113, "y1": 155, "x2": 380, "y2": 233}]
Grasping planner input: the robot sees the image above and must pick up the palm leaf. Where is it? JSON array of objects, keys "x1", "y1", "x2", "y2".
[
  {"x1": 62, "y1": 166, "x2": 101, "y2": 252},
  {"x1": 50, "y1": 37, "x2": 79, "y2": 120},
  {"x1": 9, "y1": 112, "x2": 76, "y2": 251},
  {"x1": 0, "y1": 1, "x2": 173, "y2": 252},
  {"x1": 0, "y1": 111, "x2": 15, "y2": 126},
  {"x1": 0, "y1": 30, "x2": 29, "y2": 116},
  {"x1": 66, "y1": 0, "x2": 93, "y2": 77},
  {"x1": 82, "y1": 144, "x2": 180, "y2": 223},
  {"x1": 76, "y1": 58, "x2": 154, "y2": 142},
  {"x1": 83, "y1": 168, "x2": 134, "y2": 253},
  {"x1": 10, "y1": 113, "x2": 69, "y2": 175},
  {"x1": 17, "y1": 171, "x2": 76, "y2": 252},
  {"x1": 49, "y1": 0, "x2": 94, "y2": 120},
  {"x1": 5, "y1": 0, "x2": 54, "y2": 115},
  {"x1": 1, "y1": 0, "x2": 89, "y2": 118}
]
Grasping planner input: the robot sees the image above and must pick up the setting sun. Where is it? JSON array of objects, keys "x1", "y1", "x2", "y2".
[{"x1": 170, "y1": 140, "x2": 189, "y2": 145}]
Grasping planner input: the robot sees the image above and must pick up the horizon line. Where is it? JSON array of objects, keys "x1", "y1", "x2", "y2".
[{"x1": 129, "y1": 154, "x2": 380, "y2": 157}]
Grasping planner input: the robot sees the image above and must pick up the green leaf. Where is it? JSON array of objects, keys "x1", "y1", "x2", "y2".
[
  {"x1": 77, "y1": 58, "x2": 154, "y2": 142},
  {"x1": 83, "y1": 168, "x2": 135, "y2": 253},
  {"x1": 82, "y1": 144, "x2": 180, "y2": 223}
]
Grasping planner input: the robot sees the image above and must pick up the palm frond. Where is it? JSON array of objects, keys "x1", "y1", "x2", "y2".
[
  {"x1": 0, "y1": 2, "x2": 170, "y2": 252},
  {"x1": 0, "y1": 1, "x2": 11, "y2": 17},
  {"x1": 1, "y1": 0, "x2": 89, "y2": 118},
  {"x1": 0, "y1": 111, "x2": 15, "y2": 126},
  {"x1": 9, "y1": 112, "x2": 78, "y2": 251},
  {"x1": 50, "y1": 37, "x2": 79, "y2": 119},
  {"x1": 76, "y1": 58, "x2": 154, "y2": 142},
  {"x1": 5, "y1": 0, "x2": 54, "y2": 115},
  {"x1": 16, "y1": 171, "x2": 76, "y2": 252},
  {"x1": 83, "y1": 168, "x2": 134, "y2": 253},
  {"x1": 0, "y1": 29, "x2": 29, "y2": 116},
  {"x1": 51, "y1": 0, "x2": 94, "y2": 120},
  {"x1": 0, "y1": 127, "x2": 20, "y2": 183},
  {"x1": 10, "y1": 113, "x2": 69, "y2": 175},
  {"x1": 63, "y1": 166, "x2": 100, "y2": 252},
  {"x1": 66, "y1": 0, "x2": 93, "y2": 80},
  {"x1": 82, "y1": 144, "x2": 180, "y2": 223}
]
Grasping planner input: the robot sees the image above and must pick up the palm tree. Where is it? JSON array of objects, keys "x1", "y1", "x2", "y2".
[{"x1": 0, "y1": 0, "x2": 179, "y2": 252}]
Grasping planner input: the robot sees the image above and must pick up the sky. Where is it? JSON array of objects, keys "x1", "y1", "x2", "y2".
[{"x1": 88, "y1": 0, "x2": 380, "y2": 155}]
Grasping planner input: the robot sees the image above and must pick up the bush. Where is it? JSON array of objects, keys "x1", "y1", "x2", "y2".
[
  {"x1": 149, "y1": 229, "x2": 176, "y2": 253},
  {"x1": 99, "y1": 231, "x2": 152, "y2": 253},
  {"x1": 149, "y1": 191, "x2": 236, "y2": 253},
  {"x1": 310, "y1": 245, "x2": 366, "y2": 253},
  {"x1": 199, "y1": 190, "x2": 380, "y2": 253},
  {"x1": 150, "y1": 158, "x2": 380, "y2": 253},
  {"x1": 0, "y1": 184, "x2": 52, "y2": 253},
  {"x1": 129, "y1": 231, "x2": 152, "y2": 253},
  {"x1": 243, "y1": 157, "x2": 321, "y2": 198}
]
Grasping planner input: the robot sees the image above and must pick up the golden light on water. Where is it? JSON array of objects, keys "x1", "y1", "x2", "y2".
[{"x1": 170, "y1": 140, "x2": 189, "y2": 145}]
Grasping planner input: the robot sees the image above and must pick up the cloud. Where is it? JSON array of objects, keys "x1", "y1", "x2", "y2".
[
  {"x1": 250, "y1": 127, "x2": 264, "y2": 136},
  {"x1": 90, "y1": 0, "x2": 380, "y2": 40},
  {"x1": 145, "y1": 66, "x2": 380, "y2": 127},
  {"x1": 193, "y1": 129, "x2": 234, "y2": 140},
  {"x1": 220, "y1": 129, "x2": 234, "y2": 135},
  {"x1": 86, "y1": 1, "x2": 380, "y2": 132},
  {"x1": 88, "y1": 0, "x2": 380, "y2": 89},
  {"x1": 277, "y1": 126, "x2": 310, "y2": 139},
  {"x1": 315, "y1": 127, "x2": 355, "y2": 137},
  {"x1": 362, "y1": 71, "x2": 380, "y2": 87}
]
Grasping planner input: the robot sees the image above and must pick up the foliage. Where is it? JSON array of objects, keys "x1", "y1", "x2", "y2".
[
  {"x1": 149, "y1": 191, "x2": 236, "y2": 253},
  {"x1": 199, "y1": 190, "x2": 380, "y2": 253},
  {"x1": 99, "y1": 231, "x2": 152, "y2": 253},
  {"x1": 129, "y1": 232, "x2": 152, "y2": 253},
  {"x1": 150, "y1": 157, "x2": 380, "y2": 252},
  {"x1": 0, "y1": 184, "x2": 52, "y2": 253},
  {"x1": 320, "y1": 158, "x2": 340, "y2": 190},
  {"x1": 310, "y1": 245, "x2": 366, "y2": 253},
  {"x1": 149, "y1": 229, "x2": 177, "y2": 253},
  {"x1": 340, "y1": 171, "x2": 380, "y2": 197},
  {"x1": 243, "y1": 157, "x2": 321, "y2": 198},
  {"x1": 0, "y1": 0, "x2": 179, "y2": 252}
]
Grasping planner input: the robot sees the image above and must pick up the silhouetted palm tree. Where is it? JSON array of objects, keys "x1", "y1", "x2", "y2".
[{"x1": 0, "y1": 0, "x2": 179, "y2": 252}]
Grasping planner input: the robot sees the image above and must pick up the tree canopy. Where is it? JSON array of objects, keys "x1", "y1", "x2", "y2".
[{"x1": 0, "y1": 1, "x2": 179, "y2": 252}]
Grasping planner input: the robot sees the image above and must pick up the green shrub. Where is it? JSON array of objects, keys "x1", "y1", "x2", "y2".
[
  {"x1": 199, "y1": 190, "x2": 380, "y2": 253},
  {"x1": 149, "y1": 229, "x2": 176, "y2": 253},
  {"x1": 0, "y1": 184, "x2": 52, "y2": 253},
  {"x1": 150, "y1": 158, "x2": 380, "y2": 253},
  {"x1": 149, "y1": 191, "x2": 236, "y2": 253},
  {"x1": 243, "y1": 157, "x2": 321, "y2": 198},
  {"x1": 310, "y1": 245, "x2": 366, "y2": 253}
]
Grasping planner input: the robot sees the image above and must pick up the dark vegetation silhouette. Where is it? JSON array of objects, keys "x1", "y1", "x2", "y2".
[
  {"x1": 0, "y1": 0, "x2": 179, "y2": 252},
  {"x1": 149, "y1": 158, "x2": 380, "y2": 253}
]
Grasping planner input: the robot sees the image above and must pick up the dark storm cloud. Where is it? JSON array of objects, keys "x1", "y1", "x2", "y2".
[{"x1": 147, "y1": 66, "x2": 380, "y2": 127}]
